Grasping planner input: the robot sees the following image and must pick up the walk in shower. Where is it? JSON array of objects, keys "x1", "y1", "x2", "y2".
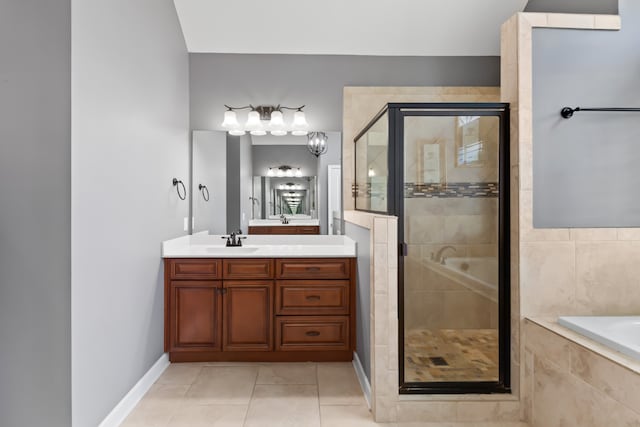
[{"x1": 354, "y1": 103, "x2": 510, "y2": 394}]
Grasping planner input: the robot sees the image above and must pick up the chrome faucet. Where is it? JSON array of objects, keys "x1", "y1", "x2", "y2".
[
  {"x1": 432, "y1": 245, "x2": 456, "y2": 264},
  {"x1": 222, "y1": 229, "x2": 246, "y2": 247},
  {"x1": 279, "y1": 214, "x2": 289, "y2": 224}
]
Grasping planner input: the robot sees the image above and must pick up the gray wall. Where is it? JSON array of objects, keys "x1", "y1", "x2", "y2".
[
  {"x1": 525, "y1": 0, "x2": 618, "y2": 14},
  {"x1": 227, "y1": 135, "x2": 241, "y2": 232},
  {"x1": 193, "y1": 131, "x2": 227, "y2": 234},
  {"x1": 344, "y1": 222, "x2": 371, "y2": 381},
  {"x1": 190, "y1": 54, "x2": 501, "y2": 132},
  {"x1": 532, "y1": 0, "x2": 640, "y2": 227},
  {"x1": 317, "y1": 132, "x2": 342, "y2": 234},
  {"x1": 240, "y1": 134, "x2": 254, "y2": 232},
  {"x1": 71, "y1": 1, "x2": 189, "y2": 425},
  {"x1": 227, "y1": 134, "x2": 253, "y2": 233},
  {"x1": 0, "y1": 1, "x2": 71, "y2": 426}
]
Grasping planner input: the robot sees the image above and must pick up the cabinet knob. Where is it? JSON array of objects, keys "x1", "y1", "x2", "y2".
[
  {"x1": 305, "y1": 330, "x2": 321, "y2": 337},
  {"x1": 305, "y1": 295, "x2": 321, "y2": 301},
  {"x1": 305, "y1": 267, "x2": 320, "y2": 272}
]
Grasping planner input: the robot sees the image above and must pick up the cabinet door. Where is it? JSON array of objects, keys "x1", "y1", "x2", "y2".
[
  {"x1": 223, "y1": 280, "x2": 273, "y2": 351},
  {"x1": 169, "y1": 280, "x2": 222, "y2": 351}
]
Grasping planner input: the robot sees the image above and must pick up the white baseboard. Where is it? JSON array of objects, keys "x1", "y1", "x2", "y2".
[
  {"x1": 352, "y1": 351, "x2": 371, "y2": 408},
  {"x1": 98, "y1": 353, "x2": 170, "y2": 427}
]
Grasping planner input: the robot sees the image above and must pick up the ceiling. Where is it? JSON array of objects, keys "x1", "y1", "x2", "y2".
[{"x1": 174, "y1": 0, "x2": 528, "y2": 56}]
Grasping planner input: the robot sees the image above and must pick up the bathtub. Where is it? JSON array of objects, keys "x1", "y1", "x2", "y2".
[
  {"x1": 558, "y1": 316, "x2": 640, "y2": 362},
  {"x1": 426, "y1": 256, "x2": 498, "y2": 302}
]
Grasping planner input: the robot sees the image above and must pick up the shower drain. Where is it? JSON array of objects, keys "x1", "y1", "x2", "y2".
[{"x1": 429, "y1": 356, "x2": 449, "y2": 366}]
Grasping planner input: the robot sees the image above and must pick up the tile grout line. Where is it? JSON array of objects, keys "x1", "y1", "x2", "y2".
[
  {"x1": 241, "y1": 365, "x2": 260, "y2": 427},
  {"x1": 314, "y1": 364, "x2": 322, "y2": 427},
  {"x1": 159, "y1": 364, "x2": 203, "y2": 427}
]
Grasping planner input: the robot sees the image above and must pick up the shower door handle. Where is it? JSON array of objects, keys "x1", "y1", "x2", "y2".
[{"x1": 399, "y1": 242, "x2": 408, "y2": 257}]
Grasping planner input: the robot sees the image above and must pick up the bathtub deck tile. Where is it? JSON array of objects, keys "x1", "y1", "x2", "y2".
[
  {"x1": 570, "y1": 344, "x2": 640, "y2": 412},
  {"x1": 526, "y1": 317, "x2": 640, "y2": 375}
]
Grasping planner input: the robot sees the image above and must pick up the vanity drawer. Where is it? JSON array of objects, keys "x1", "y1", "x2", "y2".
[
  {"x1": 294, "y1": 226, "x2": 320, "y2": 235},
  {"x1": 223, "y1": 259, "x2": 274, "y2": 279},
  {"x1": 275, "y1": 258, "x2": 351, "y2": 279},
  {"x1": 275, "y1": 280, "x2": 349, "y2": 315},
  {"x1": 275, "y1": 316, "x2": 349, "y2": 351},
  {"x1": 248, "y1": 226, "x2": 320, "y2": 235},
  {"x1": 169, "y1": 259, "x2": 222, "y2": 280}
]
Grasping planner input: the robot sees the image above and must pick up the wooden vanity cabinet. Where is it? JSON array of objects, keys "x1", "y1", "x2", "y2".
[
  {"x1": 248, "y1": 225, "x2": 320, "y2": 235},
  {"x1": 164, "y1": 257, "x2": 355, "y2": 362}
]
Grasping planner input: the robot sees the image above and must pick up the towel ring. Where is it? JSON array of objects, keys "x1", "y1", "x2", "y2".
[
  {"x1": 198, "y1": 184, "x2": 210, "y2": 202},
  {"x1": 172, "y1": 178, "x2": 186, "y2": 200}
]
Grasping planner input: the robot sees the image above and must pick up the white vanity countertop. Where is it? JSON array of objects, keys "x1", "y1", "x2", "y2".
[
  {"x1": 162, "y1": 233, "x2": 356, "y2": 258},
  {"x1": 248, "y1": 219, "x2": 320, "y2": 226}
]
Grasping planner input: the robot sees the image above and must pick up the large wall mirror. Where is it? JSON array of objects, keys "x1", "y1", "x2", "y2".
[{"x1": 191, "y1": 131, "x2": 342, "y2": 235}]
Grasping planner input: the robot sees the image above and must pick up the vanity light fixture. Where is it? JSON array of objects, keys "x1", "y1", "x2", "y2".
[
  {"x1": 221, "y1": 104, "x2": 309, "y2": 136},
  {"x1": 278, "y1": 183, "x2": 303, "y2": 190},
  {"x1": 307, "y1": 131, "x2": 328, "y2": 157},
  {"x1": 268, "y1": 166, "x2": 303, "y2": 178}
]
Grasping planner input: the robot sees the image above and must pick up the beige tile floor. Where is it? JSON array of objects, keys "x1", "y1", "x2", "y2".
[{"x1": 122, "y1": 361, "x2": 528, "y2": 427}]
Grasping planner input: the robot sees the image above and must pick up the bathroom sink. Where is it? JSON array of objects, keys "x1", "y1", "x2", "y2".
[{"x1": 205, "y1": 247, "x2": 259, "y2": 255}]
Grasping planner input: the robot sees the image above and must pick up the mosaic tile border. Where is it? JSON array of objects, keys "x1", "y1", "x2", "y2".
[
  {"x1": 405, "y1": 182, "x2": 498, "y2": 198},
  {"x1": 351, "y1": 182, "x2": 499, "y2": 199}
]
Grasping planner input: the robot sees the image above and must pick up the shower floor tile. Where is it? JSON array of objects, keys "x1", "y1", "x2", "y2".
[{"x1": 404, "y1": 329, "x2": 498, "y2": 382}]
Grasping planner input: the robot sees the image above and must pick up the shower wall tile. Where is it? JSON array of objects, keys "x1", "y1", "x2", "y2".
[
  {"x1": 466, "y1": 244, "x2": 499, "y2": 257},
  {"x1": 388, "y1": 218, "x2": 398, "y2": 270},
  {"x1": 442, "y1": 291, "x2": 497, "y2": 328},
  {"x1": 404, "y1": 289, "x2": 497, "y2": 330},
  {"x1": 520, "y1": 242, "x2": 576, "y2": 317},
  {"x1": 521, "y1": 12, "x2": 548, "y2": 27},
  {"x1": 374, "y1": 217, "x2": 388, "y2": 243},
  {"x1": 374, "y1": 243, "x2": 389, "y2": 296},
  {"x1": 501, "y1": 16, "x2": 518, "y2": 105},
  {"x1": 594, "y1": 14, "x2": 622, "y2": 29},
  {"x1": 407, "y1": 216, "x2": 445, "y2": 244},
  {"x1": 546, "y1": 13, "x2": 596, "y2": 28},
  {"x1": 568, "y1": 228, "x2": 618, "y2": 241},
  {"x1": 443, "y1": 215, "x2": 497, "y2": 244},
  {"x1": 616, "y1": 228, "x2": 640, "y2": 240},
  {"x1": 575, "y1": 241, "x2": 640, "y2": 314}
]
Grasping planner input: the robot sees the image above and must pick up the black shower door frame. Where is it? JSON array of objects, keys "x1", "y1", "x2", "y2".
[{"x1": 390, "y1": 103, "x2": 511, "y2": 395}]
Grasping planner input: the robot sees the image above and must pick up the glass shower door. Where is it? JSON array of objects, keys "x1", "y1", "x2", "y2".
[{"x1": 399, "y1": 109, "x2": 509, "y2": 392}]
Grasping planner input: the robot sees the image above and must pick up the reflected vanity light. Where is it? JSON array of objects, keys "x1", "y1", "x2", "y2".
[
  {"x1": 269, "y1": 165, "x2": 302, "y2": 178},
  {"x1": 221, "y1": 104, "x2": 309, "y2": 136},
  {"x1": 278, "y1": 182, "x2": 304, "y2": 191},
  {"x1": 368, "y1": 168, "x2": 376, "y2": 177}
]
